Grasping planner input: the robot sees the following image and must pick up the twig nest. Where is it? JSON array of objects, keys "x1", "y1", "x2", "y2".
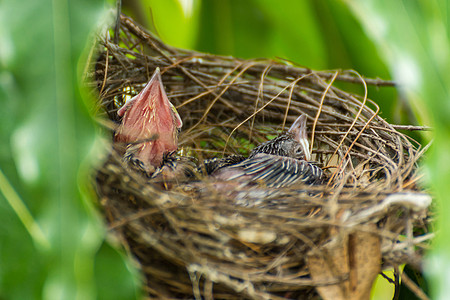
[{"x1": 91, "y1": 14, "x2": 432, "y2": 299}]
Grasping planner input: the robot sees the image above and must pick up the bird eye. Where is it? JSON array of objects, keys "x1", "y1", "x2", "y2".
[{"x1": 295, "y1": 145, "x2": 304, "y2": 159}]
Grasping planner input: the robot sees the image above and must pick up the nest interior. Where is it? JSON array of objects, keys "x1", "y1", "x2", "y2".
[{"x1": 91, "y1": 14, "x2": 432, "y2": 299}]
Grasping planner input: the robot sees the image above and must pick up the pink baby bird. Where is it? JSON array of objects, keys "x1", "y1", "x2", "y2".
[{"x1": 115, "y1": 68, "x2": 182, "y2": 173}]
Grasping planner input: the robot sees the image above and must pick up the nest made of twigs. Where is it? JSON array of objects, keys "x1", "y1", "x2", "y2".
[{"x1": 91, "y1": 14, "x2": 432, "y2": 299}]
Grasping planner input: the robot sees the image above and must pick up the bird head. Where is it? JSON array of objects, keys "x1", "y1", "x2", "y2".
[
  {"x1": 287, "y1": 114, "x2": 311, "y2": 161},
  {"x1": 115, "y1": 68, "x2": 182, "y2": 171}
]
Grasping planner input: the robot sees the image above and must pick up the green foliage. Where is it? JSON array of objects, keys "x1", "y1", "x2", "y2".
[
  {"x1": 123, "y1": 0, "x2": 201, "y2": 49},
  {"x1": 0, "y1": 0, "x2": 139, "y2": 299},
  {"x1": 94, "y1": 241, "x2": 142, "y2": 300},
  {"x1": 197, "y1": 0, "x2": 327, "y2": 67},
  {"x1": 346, "y1": 0, "x2": 449, "y2": 299}
]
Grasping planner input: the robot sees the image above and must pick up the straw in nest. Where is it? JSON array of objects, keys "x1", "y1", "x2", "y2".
[{"x1": 90, "y1": 14, "x2": 432, "y2": 300}]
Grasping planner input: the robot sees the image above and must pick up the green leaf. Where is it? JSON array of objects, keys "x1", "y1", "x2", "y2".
[
  {"x1": 346, "y1": 0, "x2": 449, "y2": 299},
  {"x1": 94, "y1": 241, "x2": 143, "y2": 300},
  {"x1": 123, "y1": 0, "x2": 201, "y2": 49},
  {"x1": 0, "y1": 0, "x2": 140, "y2": 299},
  {"x1": 195, "y1": 0, "x2": 328, "y2": 67}
]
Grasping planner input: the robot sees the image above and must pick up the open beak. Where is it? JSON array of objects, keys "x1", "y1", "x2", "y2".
[
  {"x1": 117, "y1": 68, "x2": 182, "y2": 128},
  {"x1": 115, "y1": 67, "x2": 183, "y2": 168}
]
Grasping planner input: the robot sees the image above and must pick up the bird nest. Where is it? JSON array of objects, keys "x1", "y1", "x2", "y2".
[{"x1": 90, "y1": 14, "x2": 432, "y2": 299}]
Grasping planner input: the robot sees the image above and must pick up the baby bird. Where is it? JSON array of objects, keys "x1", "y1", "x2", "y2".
[
  {"x1": 115, "y1": 68, "x2": 196, "y2": 183},
  {"x1": 212, "y1": 114, "x2": 323, "y2": 188}
]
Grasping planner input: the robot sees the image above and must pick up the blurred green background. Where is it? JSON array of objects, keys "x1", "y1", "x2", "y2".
[{"x1": 1, "y1": 0, "x2": 448, "y2": 299}]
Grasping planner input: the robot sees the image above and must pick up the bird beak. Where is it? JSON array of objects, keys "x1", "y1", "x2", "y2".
[
  {"x1": 118, "y1": 68, "x2": 182, "y2": 129},
  {"x1": 299, "y1": 135, "x2": 311, "y2": 161},
  {"x1": 152, "y1": 68, "x2": 183, "y2": 129},
  {"x1": 115, "y1": 67, "x2": 183, "y2": 168},
  {"x1": 289, "y1": 114, "x2": 311, "y2": 161}
]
